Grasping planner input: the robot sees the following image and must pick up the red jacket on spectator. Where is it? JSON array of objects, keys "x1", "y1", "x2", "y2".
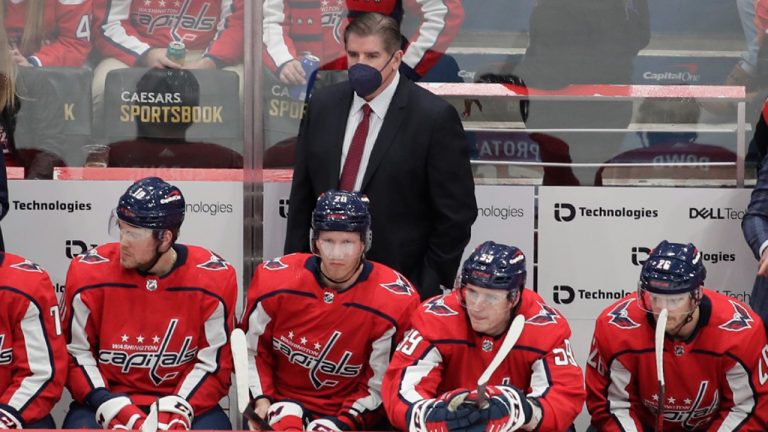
[
  {"x1": 4, "y1": 0, "x2": 92, "y2": 67},
  {"x1": 93, "y1": 0, "x2": 244, "y2": 66},
  {"x1": 263, "y1": 0, "x2": 464, "y2": 77}
]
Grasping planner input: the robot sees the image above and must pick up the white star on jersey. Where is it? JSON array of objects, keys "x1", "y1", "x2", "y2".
[{"x1": 121, "y1": 334, "x2": 129, "y2": 342}]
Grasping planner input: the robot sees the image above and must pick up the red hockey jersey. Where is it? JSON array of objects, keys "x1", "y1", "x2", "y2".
[
  {"x1": 382, "y1": 289, "x2": 586, "y2": 431},
  {"x1": 0, "y1": 252, "x2": 66, "y2": 425},
  {"x1": 93, "y1": 0, "x2": 244, "y2": 66},
  {"x1": 4, "y1": 0, "x2": 92, "y2": 67},
  {"x1": 64, "y1": 243, "x2": 237, "y2": 415},
  {"x1": 240, "y1": 253, "x2": 420, "y2": 429},
  {"x1": 262, "y1": 0, "x2": 464, "y2": 77},
  {"x1": 586, "y1": 290, "x2": 768, "y2": 431}
]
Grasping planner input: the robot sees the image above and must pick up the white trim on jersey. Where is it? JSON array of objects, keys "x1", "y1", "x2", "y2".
[
  {"x1": 101, "y1": 0, "x2": 151, "y2": 57},
  {"x1": 401, "y1": 0, "x2": 449, "y2": 69},
  {"x1": 8, "y1": 302, "x2": 54, "y2": 411},
  {"x1": 398, "y1": 346, "x2": 443, "y2": 403},
  {"x1": 607, "y1": 360, "x2": 638, "y2": 431},
  {"x1": 69, "y1": 294, "x2": 107, "y2": 388},
  {"x1": 350, "y1": 326, "x2": 393, "y2": 414},
  {"x1": 246, "y1": 303, "x2": 273, "y2": 398},
  {"x1": 203, "y1": 0, "x2": 235, "y2": 56},
  {"x1": 59, "y1": 0, "x2": 88, "y2": 4},
  {"x1": 717, "y1": 361, "x2": 755, "y2": 431},
  {"x1": 177, "y1": 302, "x2": 228, "y2": 399},
  {"x1": 262, "y1": 0, "x2": 294, "y2": 68},
  {"x1": 528, "y1": 358, "x2": 551, "y2": 398}
]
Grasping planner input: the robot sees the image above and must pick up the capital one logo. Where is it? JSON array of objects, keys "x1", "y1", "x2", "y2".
[
  {"x1": 631, "y1": 246, "x2": 651, "y2": 266},
  {"x1": 554, "y1": 203, "x2": 575, "y2": 222},
  {"x1": 66, "y1": 240, "x2": 98, "y2": 259},
  {"x1": 553, "y1": 285, "x2": 575, "y2": 304},
  {"x1": 278, "y1": 198, "x2": 289, "y2": 219}
]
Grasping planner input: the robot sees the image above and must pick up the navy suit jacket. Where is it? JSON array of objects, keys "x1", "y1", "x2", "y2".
[
  {"x1": 743, "y1": 158, "x2": 768, "y2": 322},
  {"x1": 284, "y1": 77, "x2": 477, "y2": 299}
]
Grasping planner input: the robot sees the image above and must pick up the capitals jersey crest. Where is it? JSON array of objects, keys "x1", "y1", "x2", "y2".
[
  {"x1": 718, "y1": 300, "x2": 753, "y2": 332},
  {"x1": 263, "y1": 258, "x2": 288, "y2": 271},
  {"x1": 78, "y1": 248, "x2": 109, "y2": 264},
  {"x1": 10, "y1": 259, "x2": 43, "y2": 273},
  {"x1": 526, "y1": 302, "x2": 560, "y2": 325},
  {"x1": 607, "y1": 298, "x2": 640, "y2": 329},
  {"x1": 197, "y1": 254, "x2": 229, "y2": 271},
  {"x1": 424, "y1": 296, "x2": 458, "y2": 316},
  {"x1": 380, "y1": 274, "x2": 414, "y2": 296}
]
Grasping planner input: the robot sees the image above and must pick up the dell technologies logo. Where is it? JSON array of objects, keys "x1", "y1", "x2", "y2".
[
  {"x1": 631, "y1": 245, "x2": 735, "y2": 265},
  {"x1": 65, "y1": 240, "x2": 98, "y2": 259},
  {"x1": 553, "y1": 285, "x2": 575, "y2": 304},
  {"x1": 553, "y1": 203, "x2": 658, "y2": 222},
  {"x1": 688, "y1": 207, "x2": 744, "y2": 220}
]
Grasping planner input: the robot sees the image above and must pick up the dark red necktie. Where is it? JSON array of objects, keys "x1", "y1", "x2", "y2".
[{"x1": 339, "y1": 104, "x2": 372, "y2": 191}]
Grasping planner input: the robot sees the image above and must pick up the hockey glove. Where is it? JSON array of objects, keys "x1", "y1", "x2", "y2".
[
  {"x1": 306, "y1": 416, "x2": 348, "y2": 431},
  {"x1": 0, "y1": 405, "x2": 23, "y2": 429},
  {"x1": 93, "y1": 395, "x2": 147, "y2": 430},
  {"x1": 157, "y1": 395, "x2": 193, "y2": 430},
  {"x1": 266, "y1": 401, "x2": 305, "y2": 431},
  {"x1": 474, "y1": 385, "x2": 532, "y2": 432},
  {"x1": 408, "y1": 389, "x2": 484, "y2": 432}
]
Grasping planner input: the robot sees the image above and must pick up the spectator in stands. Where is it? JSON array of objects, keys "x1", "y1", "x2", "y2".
[
  {"x1": 91, "y1": 0, "x2": 244, "y2": 124},
  {"x1": 594, "y1": 97, "x2": 737, "y2": 185},
  {"x1": 108, "y1": 68, "x2": 243, "y2": 169},
  {"x1": 284, "y1": 13, "x2": 477, "y2": 300},
  {"x1": 0, "y1": 25, "x2": 65, "y2": 179},
  {"x1": 2, "y1": 0, "x2": 92, "y2": 67},
  {"x1": 263, "y1": 0, "x2": 464, "y2": 85},
  {"x1": 512, "y1": 0, "x2": 650, "y2": 183}
]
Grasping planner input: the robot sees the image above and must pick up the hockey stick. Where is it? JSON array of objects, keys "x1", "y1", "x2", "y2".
[
  {"x1": 140, "y1": 399, "x2": 159, "y2": 432},
  {"x1": 231, "y1": 328, "x2": 272, "y2": 431},
  {"x1": 475, "y1": 314, "x2": 526, "y2": 409},
  {"x1": 654, "y1": 308, "x2": 668, "y2": 432}
]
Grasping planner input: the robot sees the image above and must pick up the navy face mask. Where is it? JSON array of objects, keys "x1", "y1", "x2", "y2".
[{"x1": 348, "y1": 52, "x2": 396, "y2": 98}]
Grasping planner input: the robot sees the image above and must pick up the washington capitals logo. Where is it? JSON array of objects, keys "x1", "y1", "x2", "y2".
[
  {"x1": 263, "y1": 258, "x2": 288, "y2": 271},
  {"x1": 10, "y1": 259, "x2": 43, "y2": 273},
  {"x1": 424, "y1": 296, "x2": 458, "y2": 316},
  {"x1": 198, "y1": 254, "x2": 229, "y2": 271},
  {"x1": 78, "y1": 248, "x2": 109, "y2": 264},
  {"x1": 719, "y1": 301, "x2": 753, "y2": 332},
  {"x1": 526, "y1": 302, "x2": 559, "y2": 325},
  {"x1": 607, "y1": 298, "x2": 640, "y2": 329},
  {"x1": 381, "y1": 274, "x2": 414, "y2": 296}
]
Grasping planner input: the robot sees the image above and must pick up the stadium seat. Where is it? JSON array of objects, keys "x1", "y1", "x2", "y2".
[
  {"x1": 595, "y1": 142, "x2": 738, "y2": 186},
  {"x1": 101, "y1": 68, "x2": 242, "y2": 142}
]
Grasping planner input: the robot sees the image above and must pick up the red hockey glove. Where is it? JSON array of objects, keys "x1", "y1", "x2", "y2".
[
  {"x1": 0, "y1": 405, "x2": 23, "y2": 429},
  {"x1": 94, "y1": 395, "x2": 147, "y2": 430},
  {"x1": 157, "y1": 395, "x2": 193, "y2": 430},
  {"x1": 266, "y1": 401, "x2": 305, "y2": 431}
]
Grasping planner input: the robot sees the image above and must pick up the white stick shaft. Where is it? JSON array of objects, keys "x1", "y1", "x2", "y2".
[
  {"x1": 231, "y1": 328, "x2": 251, "y2": 415},
  {"x1": 654, "y1": 309, "x2": 668, "y2": 384},
  {"x1": 140, "y1": 400, "x2": 158, "y2": 432},
  {"x1": 476, "y1": 314, "x2": 526, "y2": 407}
]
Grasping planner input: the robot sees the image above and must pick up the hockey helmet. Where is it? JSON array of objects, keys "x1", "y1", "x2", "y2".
[
  {"x1": 638, "y1": 240, "x2": 705, "y2": 312},
  {"x1": 310, "y1": 190, "x2": 372, "y2": 253},
  {"x1": 115, "y1": 177, "x2": 186, "y2": 231},
  {"x1": 460, "y1": 241, "x2": 526, "y2": 296}
]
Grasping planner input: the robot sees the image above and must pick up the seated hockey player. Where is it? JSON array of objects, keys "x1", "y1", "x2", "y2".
[
  {"x1": 0, "y1": 251, "x2": 66, "y2": 428},
  {"x1": 240, "y1": 190, "x2": 420, "y2": 430},
  {"x1": 586, "y1": 240, "x2": 768, "y2": 431},
  {"x1": 61, "y1": 177, "x2": 238, "y2": 430},
  {"x1": 382, "y1": 240, "x2": 585, "y2": 431}
]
